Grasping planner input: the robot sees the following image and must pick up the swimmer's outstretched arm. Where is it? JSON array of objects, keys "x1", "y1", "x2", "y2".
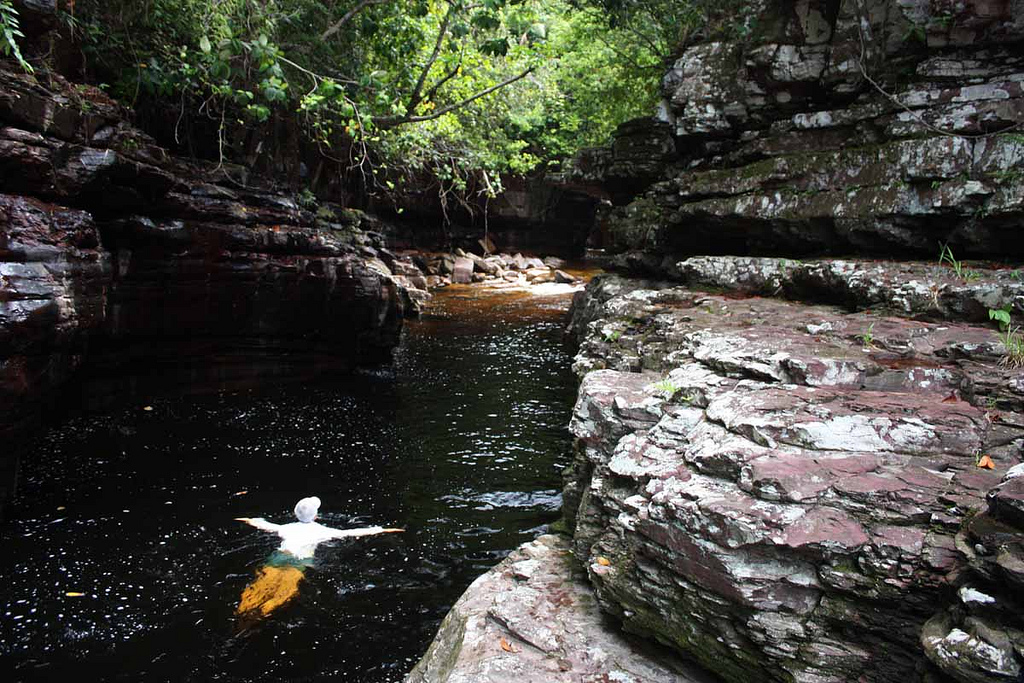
[
  {"x1": 235, "y1": 517, "x2": 283, "y2": 533},
  {"x1": 327, "y1": 526, "x2": 404, "y2": 539}
]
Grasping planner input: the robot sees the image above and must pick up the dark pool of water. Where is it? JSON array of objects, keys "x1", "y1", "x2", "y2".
[{"x1": 0, "y1": 282, "x2": 585, "y2": 682}]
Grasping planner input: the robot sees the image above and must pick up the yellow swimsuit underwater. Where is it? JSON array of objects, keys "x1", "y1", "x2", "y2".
[{"x1": 235, "y1": 496, "x2": 403, "y2": 617}]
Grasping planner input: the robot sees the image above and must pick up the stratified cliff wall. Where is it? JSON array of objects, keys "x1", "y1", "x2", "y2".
[
  {"x1": 0, "y1": 3, "x2": 412, "y2": 508},
  {"x1": 547, "y1": 3, "x2": 1024, "y2": 682},
  {"x1": 564, "y1": 263, "x2": 1024, "y2": 683},
  {"x1": 562, "y1": 0, "x2": 1024, "y2": 263}
]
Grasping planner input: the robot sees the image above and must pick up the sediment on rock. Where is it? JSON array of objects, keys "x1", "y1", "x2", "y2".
[{"x1": 564, "y1": 263, "x2": 1024, "y2": 683}]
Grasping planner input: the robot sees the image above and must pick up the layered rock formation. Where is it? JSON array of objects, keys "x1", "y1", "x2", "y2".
[
  {"x1": 563, "y1": 0, "x2": 1024, "y2": 260},
  {"x1": 0, "y1": 57, "x2": 417, "y2": 505},
  {"x1": 407, "y1": 534, "x2": 717, "y2": 683},
  {"x1": 563, "y1": 259, "x2": 1024, "y2": 682}
]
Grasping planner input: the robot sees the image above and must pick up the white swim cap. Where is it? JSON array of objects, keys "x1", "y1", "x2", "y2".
[{"x1": 294, "y1": 496, "x2": 321, "y2": 523}]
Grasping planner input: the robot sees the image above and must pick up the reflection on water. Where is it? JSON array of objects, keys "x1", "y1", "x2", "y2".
[{"x1": 0, "y1": 276, "x2": 594, "y2": 682}]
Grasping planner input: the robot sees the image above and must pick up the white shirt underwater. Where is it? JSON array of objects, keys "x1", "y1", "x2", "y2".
[{"x1": 237, "y1": 496, "x2": 403, "y2": 560}]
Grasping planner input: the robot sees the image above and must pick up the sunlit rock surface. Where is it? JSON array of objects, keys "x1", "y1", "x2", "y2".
[
  {"x1": 562, "y1": 0, "x2": 1024, "y2": 260},
  {"x1": 563, "y1": 265, "x2": 1024, "y2": 682},
  {"x1": 406, "y1": 534, "x2": 717, "y2": 683}
]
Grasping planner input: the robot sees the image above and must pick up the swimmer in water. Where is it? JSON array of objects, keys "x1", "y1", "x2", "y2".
[{"x1": 235, "y1": 496, "x2": 402, "y2": 617}]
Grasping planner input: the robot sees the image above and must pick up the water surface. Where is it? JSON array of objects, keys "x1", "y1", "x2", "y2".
[{"x1": 0, "y1": 280, "x2": 586, "y2": 682}]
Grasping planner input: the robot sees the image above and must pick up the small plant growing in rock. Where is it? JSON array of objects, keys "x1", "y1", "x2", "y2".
[
  {"x1": 650, "y1": 378, "x2": 680, "y2": 399},
  {"x1": 938, "y1": 244, "x2": 979, "y2": 282},
  {"x1": 990, "y1": 308, "x2": 1024, "y2": 368},
  {"x1": 998, "y1": 326, "x2": 1024, "y2": 368},
  {"x1": 603, "y1": 329, "x2": 622, "y2": 343},
  {"x1": 649, "y1": 379, "x2": 697, "y2": 404},
  {"x1": 298, "y1": 188, "x2": 318, "y2": 210},
  {"x1": 990, "y1": 306, "x2": 1012, "y2": 331},
  {"x1": 857, "y1": 323, "x2": 875, "y2": 349}
]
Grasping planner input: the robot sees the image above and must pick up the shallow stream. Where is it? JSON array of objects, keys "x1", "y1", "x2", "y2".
[{"x1": 0, "y1": 281, "x2": 585, "y2": 682}]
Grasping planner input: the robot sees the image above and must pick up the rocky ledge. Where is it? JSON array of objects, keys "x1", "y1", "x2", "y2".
[
  {"x1": 562, "y1": 0, "x2": 1024, "y2": 260},
  {"x1": 562, "y1": 258, "x2": 1024, "y2": 682},
  {"x1": 406, "y1": 533, "x2": 716, "y2": 683},
  {"x1": 0, "y1": 62, "x2": 419, "y2": 505}
]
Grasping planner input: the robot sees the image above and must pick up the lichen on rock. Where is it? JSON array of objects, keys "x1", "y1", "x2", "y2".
[{"x1": 563, "y1": 263, "x2": 1024, "y2": 682}]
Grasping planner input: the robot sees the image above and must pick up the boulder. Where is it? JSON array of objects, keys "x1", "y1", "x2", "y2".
[
  {"x1": 468, "y1": 252, "x2": 498, "y2": 275},
  {"x1": 477, "y1": 236, "x2": 496, "y2": 254},
  {"x1": 451, "y1": 257, "x2": 474, "y2": 284},
  {"x1": 524, "y1": 256, "x2": 546, "y2": 270},
  {"x1": 553, "y1": 269, "x2": 577, "y2": 284},
  {"x1": 543, "y1": 256, "x2": 567, "y2": 269},
  {"x1": 391, "y1": 259, "x2": 424, "y2": 278},
  {"x1": 425, "y1": 275, "x2": 448, "y2": 289},
  {"x1": 525, "y1": 268, "x2": 554, "y2": 284},
  {"x1": 406, "y1": 534, "x2": 715, "y2": 683}
]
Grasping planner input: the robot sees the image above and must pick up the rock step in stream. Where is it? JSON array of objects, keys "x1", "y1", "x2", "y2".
[{"x1": 412, "y1": 255, "x2": 1024, "y2": 683}]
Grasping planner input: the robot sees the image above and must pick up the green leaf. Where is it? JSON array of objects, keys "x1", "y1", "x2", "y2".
[
  {"x1": 471, "y1": 12, "x2": 501, "y2": 31},
  {"x1": 199, "y1": 36, "x2": 211, "y2": 53}
]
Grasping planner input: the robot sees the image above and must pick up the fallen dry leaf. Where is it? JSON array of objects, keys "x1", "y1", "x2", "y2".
[
  {"x1": 977, "y1": 455, "x2": 995, "y2": 470},
  {"x1": 65, "y1": 592, "x2": 85, "y2": 597},
  {"x1": 143, "y1": 406, "x2": 153, "y2": 411},
  {"x1": 596, "y1": 556, "x2": 610, "y2": 567},
  {"x1": 941, "y1": 392, "x2": 959, "y2": 404},
  {"x1": 234, "y1": 490, "x2": 248, "y2": 496},
  {"x1": 499, "y1": 637, "x2": 517, "y2": 653}
]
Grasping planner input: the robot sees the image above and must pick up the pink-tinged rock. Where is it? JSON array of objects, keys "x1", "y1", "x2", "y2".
[
  {"x1": 565, "y1": 271, "x2": 1024, "y2": 683},
  {"x1": 784, "y1": 507, "x2": 869, "y2": 550},
  {"x1": 988, "y1": 474, "x2": 1024, "y2": 528},
  {"x1": 451, "y1": 257, "x2": 474, "y2": 284},
  {"x1": 406, "y1": 535, "x2": 713, "y2": 683},
  {"x1": 870, "y1": 526, "x2": 926, "y2": 556}
]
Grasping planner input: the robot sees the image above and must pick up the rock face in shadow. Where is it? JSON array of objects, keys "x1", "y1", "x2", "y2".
[
  {"x1": 920, "y1": 460, "x2": 1024, "y2": 683},
  {"x1": 563, "y1": 262, "x2": 1024, "y2": 682},
  {"x1": 406, "y1": 534, "x2": 719, "y2": 683},
  {"x1": 561, "y1": 0, "x2": 1024, "y2": 259},
  {"x1": 0, "y1": 64, "x2": 411, "y2": 503}
]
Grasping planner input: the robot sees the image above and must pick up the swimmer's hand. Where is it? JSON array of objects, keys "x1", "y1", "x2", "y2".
[
  {"x1": 382, "y1": 528, "x2": 404, "y2": 533},
  {"x1": 235, "y1": 517, "x2": 280, "y2": 532}
]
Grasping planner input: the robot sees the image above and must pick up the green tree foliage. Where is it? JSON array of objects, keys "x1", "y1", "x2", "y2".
[
  {"x1": 1, "y1": 0, "x2": 33, "y2": 72},
  {"x1": 61, "y1": 0, "x2": 725, "y2": 203}
]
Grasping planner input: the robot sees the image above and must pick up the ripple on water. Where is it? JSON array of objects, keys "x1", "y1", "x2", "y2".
[{"x1": 0, "y1": 278, "x2": 588, "y2": 682}]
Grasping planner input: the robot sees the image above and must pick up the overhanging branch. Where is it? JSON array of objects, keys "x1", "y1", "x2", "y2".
[
  {"x1": 320, "y1": 0, "x2": 391, "y2": 42},
  {"x1": 375, "y1": 67, "x2": 534, "y2": 128}
]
